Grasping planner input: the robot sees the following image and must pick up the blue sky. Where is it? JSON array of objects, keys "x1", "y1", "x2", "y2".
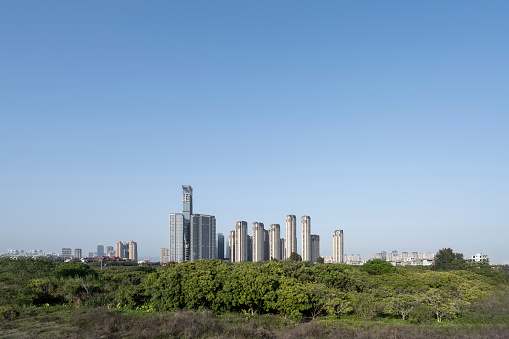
[{"x1": 1, "y1": 1, "x2": 508, "y2": 263}]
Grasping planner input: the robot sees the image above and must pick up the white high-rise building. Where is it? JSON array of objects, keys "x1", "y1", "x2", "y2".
[
  {"x1": 333, "y1": 230, "x2": 344, "y2": 263},
  {"x1": 269, "y1": 224, "x2": 281, "y2": 260},
  {"x1": 285, "y1": 215, "x2": 297, "y2": 258},
  {"x1": 235, "y1": 221, "x2": 248, "y2": 262},
  {"x1": 169, "y1": 213, "x2": 185, "y2": 263},
  {"x1": 228, "y1": 230, "x2": 236, "y2": 262},
  {"x1": 128, "y1": 240, "x2": 137, "y2": 262},
  {"x1": 252, "y1": 222, "x2": 265, "y2": 262},
  {"x1": 301, "y1": 216, "x2": 311, "y2": 261}
]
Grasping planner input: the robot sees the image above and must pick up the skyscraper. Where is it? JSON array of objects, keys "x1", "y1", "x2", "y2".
[
  {"x1": 169, "y1": 213, "x2": 185, "y2": 263},
  {"x1": 97, "y1": 245, "x2": 104, "y2": 258},
  {"x1": 74, "y1": 248, "x2": 82, "y2": 259},
  {"x1": 106, "y1": 246, "x2": 114, "y2": 257},
  {"x1": 333, "y1": 230, "x2": 344, "y2": 263},
  {"x1": 252, "y1": 222, "x2": 265, "y2": 262},
  {"x1": 263, "y1": 229, "x2": 270, "y2": 261},
  {"x1": 182, "y1": 185, "x2": 193, "y2": 261},
  {"x1": 115, "y1": 241, "x2": 129, "y2": 259},
  {"x1": 269, "y1": 224, "x2": 281, "y2": 260},
  {"x1": 301, "y1": 215, "x2": 311, "y2": 261},
  {"x1": 129, "y1": 240, "x2": 138, "y2": 262},
  {"x1": 285, "y1": 215, "x2": 297, "y2": 258},
  {"x1": 235, "y1": 221, "x2": 248, "y2": 262},
  {"x1": 228, "y1": 230, "x2": 236, "y2": 262},
  {"x1": 160, "y1": 247, "x2": 170, "y2": 264},
  {"x1": 217, "y1": 233, "x2": 225, "y2": 260},
  {"x1": 311, "y1": 234, "x2": 320, "y2": 262},
  {"x1": 190, "y1": 214, "x2": 216, "y2": 260},
  {"x1": 280, "y1": 238, "x2": 286, "y2": 260}
]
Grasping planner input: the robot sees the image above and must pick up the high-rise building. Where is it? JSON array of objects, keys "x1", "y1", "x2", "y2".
[
  {"x1": 106, "y1": 246, "x2": 114, "y2": 257},
  {"x1": 280, "y1": 238, "x2": 286, "y2": 260},
  {"x1": 190, "y1": 214, "x2": 216, "y2": 261},
  {"x1": 301, "y1": 216, "x2": 311, "y2": 261},
  {"x1": 228, "y1": 230, "x2": 236, "y2": 262},
  {"x1": 61, "y1": 248, "x2": 72, "y2": 258},
  {"x1": 217, "y1": 233, "x2": 225, "y2": 260},
  {"x1": 285, "y1": 215, "x2": 297, "y2": 258},
  {"x1": 310, "y1": 235, "x2": 320, "y2": 262},
  {"x1": 269, "y1": 224, "x2": 281, "y2": 260},
  {"x1": 169, "y1": 213, "x2": 185, "y2": 263},
  {"x1": 247, "y1": 235, "x2": 253, "y2": 262},
  {"x1": 252, "y1": 222, "x2": 265, "y2": 262},
  {"x1": 160, "y1": 247, "x2": 170, "y2": 264},
  {"x1": 235, "y1": 221, "x2": 248, "y2": 262},
  {"x1": 115, "y1": 241, "x2": 129, "y2": 259},
  {"x1": 263, "y1": 229, "x2": 270, "y2": 261},
  {"x1": 129, "y1": 240, "x2": 137, "y2": 262},
  {"x1": 97, "y1": 245, "x2": 104, "y2": 258},
  {"x1": 182, "y1": 185, "x2": 193, "y2": 261},
  {"x1": 74, "y1": 248, "x2": 82, "y2": 259},
  {"x1": 333, "y1": 230, "x2": 344, "y2": 263}
]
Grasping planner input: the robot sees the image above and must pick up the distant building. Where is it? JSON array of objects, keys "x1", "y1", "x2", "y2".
[
  {"x1": 470, "y1": 253, "x2": 489, "y2": 262},
  {"x1": 252, "y1": 222, "x2": 265, "y2": 262},
  {"x1": 228, "y1": 230, "x2": 236, "y2": 262},
  {"x1": 190, "y1": 214, "x2": 216, "y2": 260},
  {"x1": 310, "y1": 235, "x2": 320, "y2": 263},
  {"x1": 128, "y1": 240, "x2": 137, "y2": 262},
  {"x1": 74, "y1": 248, "x2": 82, "y2": 259},
  {"x1": 332, "y1": 230, "x2": 343, "y2": 263},
  {"x1": 301, "y1": 216, "x2": 311, "y2": 261},
  {"x1": 160, "y1": 247, "x2": 170, "y2": 264},
  {"x1": 106, "y1": 246, "x2": 114, "y2": 257},
  {"x1": 280, "y1": 238, "x2": 286, "y2": 260},
  {"x1": 285, "y1": 215, "x2": 297, "y2": 258},
  {"x1": 269, "y1": 224, "x2": 281, "y2": 260},
  {"x1": 115, "y1": 241, "x2": 129, "y2": 259},
  {"x1": 97, "y1": 245, "x2": 104, "y2": 258},
  {"x1": 217, "y1": 233, "x2": 225, "y2": 260},
  {"x1": 61, "y1": 248, "x2": 72, "y2": 258},
  {"x1": 169, "y1": 213, "x2": 185, "y2": 263},
  {"x1": 235, "y1": 221, "x2": 248, "y2": 262}
]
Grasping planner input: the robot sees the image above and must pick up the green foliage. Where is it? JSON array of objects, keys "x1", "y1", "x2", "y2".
[
  {"x1": 289, "y1": 252, "x2": 302, "y2": 262},
  {"x1": 432, "y1": 248, "x2": 467, "y2": 271},
  {"x1": 361, "y1": 259, "x2": 396, "y2": 275},
  {"x1": 54, "y1": 261, "x2": 97, "y2": 279},
  {"x1": 316, "y1": 256, "x2": 324, "y2": 264}
]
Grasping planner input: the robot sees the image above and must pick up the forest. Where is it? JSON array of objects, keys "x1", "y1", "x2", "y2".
[{"x1": 1, "y1": 253, "x2": 509, "y2": 338}]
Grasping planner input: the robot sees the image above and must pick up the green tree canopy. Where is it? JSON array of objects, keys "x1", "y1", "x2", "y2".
[{"x1": 432, "y1": 248, "x2": 467, "y2": 271}]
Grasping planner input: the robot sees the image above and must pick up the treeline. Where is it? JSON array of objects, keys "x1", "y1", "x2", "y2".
[{"x1": 1, "y1": 257, "x2": 508, "y2": 323}]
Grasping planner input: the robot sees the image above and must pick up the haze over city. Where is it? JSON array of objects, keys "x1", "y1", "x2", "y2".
[{"x1": 1, "y1": 2, "x2": 508, "y2": 264}]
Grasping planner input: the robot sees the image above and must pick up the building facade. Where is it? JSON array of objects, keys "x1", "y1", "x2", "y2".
[
  {"x1": 285, "y1": 215, "x2": 297, "y2": 258},
  {"x1": 182, "y1": 185, "x2": 193, "y2": 261},
  {"x1": 235, "y1": 221, "x2": 248, "y2": 262},
  {"x1": 169, "y1": 213, "x2": 185, "y2": 263},
  {"x1": 74, "y1": 248, "x2": 82, "y2": 259},
  {"x1": 332, "y1": 230, "x2": 344, "y2": 263},
  {"x1": 97, "y1": 245, "x2": 104, "y2": 258},
  {"x1": 301, "y1": 215, "x2": 311, "y2": 261},
  {"x1": 217, "y1": 233, "x2": 224, "y2": 260},
  {"x1": 310, "y1": 234, "x2": 320, "y2": 263},
  {"x1": 128, "y1": 240, "x2": 137, "y2": 262},
  {"x1": 252, "y1": 222, "x2": 265, "y2": 262},
  {"x1": 190, "y1": 214, "x2": 216, "y2": 261},
  {"x1": 228, "y1": 230, "x2": 235, "y2": 262},
  {"x1": 61, "y1": 248, "x2": 72, "y2": 258},
  {"x1": 269, "y1": 224, "x2": 281, "y2": 260}
]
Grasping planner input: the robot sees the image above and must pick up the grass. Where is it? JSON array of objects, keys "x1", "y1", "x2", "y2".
[{"x1": 2, "y1": 306, "x2": 509, "y2": 339}]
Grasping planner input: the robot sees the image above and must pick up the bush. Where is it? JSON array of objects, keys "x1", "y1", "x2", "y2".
[{"x1": 361, "y1": 259, "x2": 396, "y2": 275}]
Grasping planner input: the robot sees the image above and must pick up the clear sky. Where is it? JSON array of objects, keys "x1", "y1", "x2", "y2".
[{"x1": 1, "y1": 1, "x2": 508, "y2": 263}]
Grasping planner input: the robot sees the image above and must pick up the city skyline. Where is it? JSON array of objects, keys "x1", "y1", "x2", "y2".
[{"x1": 1, "y1": 2, "x2": 508, "y2": 264}]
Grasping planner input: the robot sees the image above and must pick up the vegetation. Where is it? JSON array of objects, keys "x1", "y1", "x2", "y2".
[{"x1": 1, "y1": 253, "x2": 509, "y2": 338}]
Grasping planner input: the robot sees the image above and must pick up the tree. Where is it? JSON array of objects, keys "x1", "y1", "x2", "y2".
[
  {"x1": 361, "y1": 259, "x2": 395, "y2": 275},
  {"x1": 432, "y1": 248, "x2": 467, "y2": 271},
  {"x1": 289, "y1": 252, "x2": 302, "y2": 262},
  {"x1": 316, "y1": 257, "x2": 324, "y2": 264}
]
